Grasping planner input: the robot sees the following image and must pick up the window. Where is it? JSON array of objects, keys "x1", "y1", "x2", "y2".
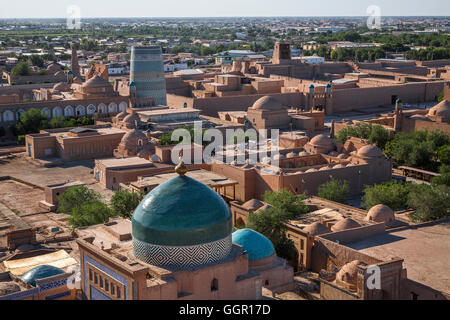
[
  {"x1": 265, "y1": 280, "x2": 270, "y2": 286},
  {"x1": 105, "y1": 279, "x2": 109, "y2": 292},
  {"x1": 100, "y1": 276, "x2": 103, "y2": 288},
  {"x1": 211, "y1": 279, "x2": 219, "y2": 292},
  {"x1": 89, "y1": 269, "x2": 93, "y2": 281},
  {"x1": 411, "y1": 292, "x2": 419, "y2": 300},
  {"x1": 111, "y1": 283, "x2": 115, "y2": 295},
  {"x1": 117, "y1": 287, "x2": 121, "y2": 299},
  {"x1": 300, "y1": 239, "x2": 304, "y2": 250},
  {"x1": 94, "y1": 273, "x2": 98, "y2": 285}
]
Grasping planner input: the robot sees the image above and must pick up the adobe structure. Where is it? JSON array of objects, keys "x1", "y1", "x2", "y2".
[
  {"x1": 0, "y1": 45, "x2": 168, "y2": 132},
  {"x1": 166, "y1": 42, "x2": 447, "y2": 117},
  {"x1": 75, "y1": 166, "x2": 294, "y2": 300},
  {"x1": 210, "y1": 136, "x2": 392, "y2": 203},
  {"x1": 333, "y1": 82, "x2": 450, "y2": 135}
]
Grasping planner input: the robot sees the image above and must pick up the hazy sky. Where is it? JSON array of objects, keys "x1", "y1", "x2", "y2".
[{"x1": 0, "y1": 0, "x2": 449, "y2": 19}]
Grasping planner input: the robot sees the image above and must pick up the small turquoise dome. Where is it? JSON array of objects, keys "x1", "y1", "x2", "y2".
[
  {"x1": 232, "y1": 229, "x2": 275, "y2": 261},
  {"x1": 132, "y1": 175, "x2": 232, "y2": 247},
  {"x1": 21, "y1": 265, "x2": 65, "y2": 286}
]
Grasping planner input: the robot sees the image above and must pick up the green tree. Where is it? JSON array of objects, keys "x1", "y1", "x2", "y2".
[
  {"x1": 407, "y1": 184, "x2": 450, "y2": 222},
  {"x1": 69, "y1": 201, "x2": 115, "y2": 229},
  {"x1": 11, "y1": 61, "x2": 31, "y2": 76},
  {"x1": 110, "y1": 190, "x2": 145, "y2": 219},
  {"x1": 247, "y1": 207, "x2": 297, "y2": 261},
  {"x1": 369, "y1": 125, "x2": 391, "y2": 150},
  {"x1": 16, "y1": 108, "x2": 46, "y2": 134},
  {"x1": 57, "y1": 185, "x2": 102, "y2": 215},
  {"x1": 437, "y1": 145, "x2": 450, "y2": 165},
  {"x1": 362, "y1": 181, "x2": 411, "y2": 210},
  {"x1": 263, "y1": 189, "x2": 309, "y2": 219},
  {"x1": 438, "y1": 89, "x2": 444, "y2": 102},
  {"x1": 30, "y1": 55, "x2": 44, "y2": 68},
  {"x1": 318, "y1": 179, "x2": 349, "y2": 204},
  {"x1": 432, "y1": 165, "x2": 450, "y2": 187}
]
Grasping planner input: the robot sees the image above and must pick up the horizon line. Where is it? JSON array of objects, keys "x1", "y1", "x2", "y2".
[{"x1": 1, "y1": 15, "x2": 449, "y2": 20}]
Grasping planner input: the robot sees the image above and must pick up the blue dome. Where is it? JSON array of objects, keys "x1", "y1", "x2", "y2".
[
  {"x1": 132, "y1": 175, "x2": 232, "y2": 247},
  {"x1": 232, "y1": 229, "x2": 275, "y2": 261},
  {"x1": 21, "y1": 265, "x2": 65, "y2": 286}
]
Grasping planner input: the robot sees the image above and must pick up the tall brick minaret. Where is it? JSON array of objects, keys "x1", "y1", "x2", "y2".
[{"x1": 71, "y1": 44, "x2": 80, "y2": 77}]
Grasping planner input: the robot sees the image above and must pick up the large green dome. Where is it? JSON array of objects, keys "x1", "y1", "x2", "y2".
[{"x1": 132, "y1": 175, "x2": 232, "y2": 247}]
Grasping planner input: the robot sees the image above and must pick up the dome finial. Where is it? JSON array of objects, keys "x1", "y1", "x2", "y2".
[{"x1": 175, "y1": 150, "x2": 188, "y2": 176}]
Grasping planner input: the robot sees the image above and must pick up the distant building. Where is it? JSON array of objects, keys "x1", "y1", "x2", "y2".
[{"x1": 130, "y1": 46, "x2": 167, "y2": 106}]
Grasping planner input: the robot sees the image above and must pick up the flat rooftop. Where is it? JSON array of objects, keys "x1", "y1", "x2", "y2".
[
  {"x1": 132, "y1": 169, "x2": 237, "y2": 189},
  {"x1": 346, "y1": 219, "x2": 450, "y2": 295},
  {"x1": 137, "y1": 108, "x2": 201, "y2": 117},
  {"x1": 49, "y1": 126, "x2": 125, "y2": 138},
  {"x1": 96, "y1": 157, "x2": 156, "y2": 169}
]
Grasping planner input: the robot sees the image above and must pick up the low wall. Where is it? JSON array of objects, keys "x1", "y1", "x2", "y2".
[{"x1": 167, "y1": 92, "x2": 305, "y2": 117}]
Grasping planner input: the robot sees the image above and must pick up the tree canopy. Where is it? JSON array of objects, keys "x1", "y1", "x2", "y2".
[
  {"x1": 317, "y1": 179, "x2": 350, "y2": 204},
  {"x1": 110, "y1": 190, "x2": 145, "y2": 219},
  {"x1": 57, "y1": 185, "x2": 102, "y2": 215}
]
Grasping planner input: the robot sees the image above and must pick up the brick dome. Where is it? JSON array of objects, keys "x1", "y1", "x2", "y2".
[
  {"x1": 367, "y1": 204, "x2": 395, "y2": 223},
  {"x1": 331, "y1": 218, "x2": 361, "y2": 232},
  {"x1": 309, "y1": 134, "x2": 333, "y2": 146},
  {"x1": 357, "y1": 145, "x2": 384, "y2": 158},
  {"x1": 303, "y1": 222, "x2": 332, "y2": 236},
  {"x1": 252, "y1": 96, "x2": 284, "y2": 110}
]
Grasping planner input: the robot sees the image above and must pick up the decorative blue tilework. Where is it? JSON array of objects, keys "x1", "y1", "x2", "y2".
[
  {"x1": 45, "y1": 291, "x2": 71, "y2": 300},
  {"x1": 90, "y1": 286, "x2": 112, "y2": 300},
  {"x1": 0, "y1": 288, "x2": 39, "y2": 300},
  {"x1": 83, "y1": 253, "x2": 128, "y2": 300},
  {"x1": 38, "y1": 278, "x2": 68, "y2": 292}
]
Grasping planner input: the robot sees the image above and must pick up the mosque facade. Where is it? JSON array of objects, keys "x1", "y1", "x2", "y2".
[{"x1": 75, "y1": 164, "x2": 294, "y2": 300}]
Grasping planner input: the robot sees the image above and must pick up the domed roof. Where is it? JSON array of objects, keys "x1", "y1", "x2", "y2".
[
  {"x1": 367, "y1": 204, "x2": 395, "y2": 223},
  {"x1": 123, "y1": 112, "x2": 140, "y2": 126},
  {"x1": 357, "y1": 145, "x2": 384, "y2": 158},
  {"x1": 299, "y1": 151, "x2": 310, "y2": 156},
  {"x1": 410, "y1": 114, "x2": 430, "y2": 121},
  {"x1": 53, "y1": 82, "x2": 70, "y2": 92},
  {"x1": 232, "y1": 229, "x2": 275, "y2": 261},
  {"x1": 83, "y1": 75, "x2": 110, "y2": 88},
  {"x1": 286, "y1": 152, "x2": 298, "y2": 158},
  {"x1": 427, "y1": 100, "x2": 450, "y2": 119},
  {"x1": 319, "y1": 166, "x2": 330, "y2": 171},
  {"x1": 132, "y1": 175, "x2": 232, "y2": 247},
  {"x1": 242, "y1": 199, "x2": 265, "y2": 211},
  {"x1": 331, "y1": 218, "x2": 361, "y2": 232},
  {"x1": 303, "y1": 222, "x2": 332, "y2": 236},
  {"x1": 122, "y1": 129, "x2": 147, "y2": 144},
  {"x1": 115, "y1": 110, "x2": 128, "y2": 121},
  {"x1": 305, "y1": 168, "x2": 318, "y2": 173},
  {"x1": 310, "y1": 134, "x2": 333, "y2": 146},
  {"x1": 252, "y1": 96, "x2": 285, "y2": 111},
  {"x1": 21, "y1": 265, "x2": 65, "y2": 286},
  {"x1": 336, "y1": 260, "x2": 364, "y2": 285}
]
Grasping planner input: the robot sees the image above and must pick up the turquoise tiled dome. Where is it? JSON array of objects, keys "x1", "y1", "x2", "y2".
[
  {"x1": 21, "y1": 265, "x2": 65, "y2": 286},
  {"x1": 232, "y1": 229, "x2": 275, "y2": 261},
  {"x1": 132, "y1": 175, "x2": 232, "y2": 247}
]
